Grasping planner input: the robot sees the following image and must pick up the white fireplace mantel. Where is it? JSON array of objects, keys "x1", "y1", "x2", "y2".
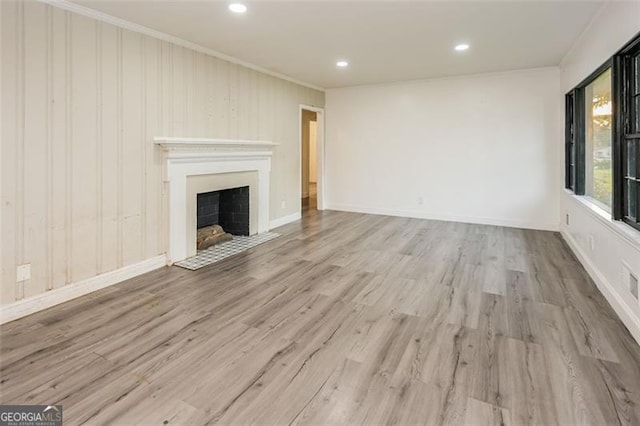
[
  {"x1": 154, "y1": 137, "x2": 279, "y2": 152},
  {"x1": 155, "y1": 136, "x2": 277, "y2": 264}
]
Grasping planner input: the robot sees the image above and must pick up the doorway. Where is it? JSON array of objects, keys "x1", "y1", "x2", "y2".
[{"x1": 300, "y1": 107, "x2": 322, "y2": 212}]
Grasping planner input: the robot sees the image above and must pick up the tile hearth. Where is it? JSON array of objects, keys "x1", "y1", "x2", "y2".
[{"x1": 175, "y1": 232, "x2": 280, "y2": 270}]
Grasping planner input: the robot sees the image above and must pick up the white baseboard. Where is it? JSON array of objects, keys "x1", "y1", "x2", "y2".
[
  {"x1": 270, "y1": 211, "x2": 302, "y2": 229},
  {"x1": 0, "y1": 255, "x2": 167, "y2": 325},
  {"x1": 561, "y1": 230, "x2": 640, "y2": 345},
  {"x1": 326, "y1": 203, "x2": 559, "y2": 231}
]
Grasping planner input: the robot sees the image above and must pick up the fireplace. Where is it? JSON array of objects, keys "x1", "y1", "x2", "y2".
[
  {"x1": 155, "y1": 137, "x2": 278, "y2": 264},
  {"x1": 197, "y1": 186, "x2": 250, "y2": 236}
]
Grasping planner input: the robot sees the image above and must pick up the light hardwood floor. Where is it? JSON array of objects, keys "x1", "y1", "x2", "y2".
[{"x1": 1, "y1": 210, "x2": 639, "y2": 425}]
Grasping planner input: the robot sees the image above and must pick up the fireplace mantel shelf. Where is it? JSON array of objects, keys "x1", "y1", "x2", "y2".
[{"x1": 154, "y1": 136, "x2": 279, "y2": 150}]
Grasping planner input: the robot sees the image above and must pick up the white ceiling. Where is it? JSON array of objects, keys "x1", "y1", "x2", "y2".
[{"x1": 72, "y1": 0, "x2": 605, "y2": 89}]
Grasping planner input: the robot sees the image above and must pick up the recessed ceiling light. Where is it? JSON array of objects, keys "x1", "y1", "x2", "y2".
[
  {"x1": 336, "y1": 60, "x2": 349, "y2": 68},
  {"x1": 229, "y1": 3, "x2": 247, "y2": 13},
  {"x1": 455, "y1": 44, "x2": 470, "y2": 51}
]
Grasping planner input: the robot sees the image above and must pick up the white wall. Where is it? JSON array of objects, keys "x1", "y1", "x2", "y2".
[
  {"x1": 1, "y1": 0, "x2": 324, "y2": 308},
  {"x1": 559, "y1": 0, "x2": 640, "y2": 344},
  {"x1": 325, "y1": 68, "x2": 561, "y2": 231}
]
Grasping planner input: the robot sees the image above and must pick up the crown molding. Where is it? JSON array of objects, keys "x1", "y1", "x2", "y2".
[{"x1": 37, "y1": 0, "x2": 325, "y2": 92}]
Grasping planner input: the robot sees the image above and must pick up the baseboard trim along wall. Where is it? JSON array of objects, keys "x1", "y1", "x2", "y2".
[
  {"x1": 270, "y1": 211, "x2": 302, "y2": 229},
  {"x1": 561, "y1": 230, "x2": 640, "y2": 345},
  {"x1": 326, "y1": 203, "x2": 559, "y2": 232},
  {"x1": 0, "y1": 255, "x2": 167, "y2": 325}
]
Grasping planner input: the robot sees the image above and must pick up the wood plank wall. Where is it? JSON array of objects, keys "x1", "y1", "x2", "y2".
[{"x1": 0, "y1": 0, "x2": 325, "y2": 305}]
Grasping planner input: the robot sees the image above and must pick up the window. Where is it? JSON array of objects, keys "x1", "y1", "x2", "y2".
[
  {"x1": 564, "y1": 32, "x2": 640, "y2": 232},
  {"x1": 618, "y1": 37, "x2": 640, "y2": 230},
  {"x1": 565, "y1": 92, "x2": 575, "y2": 191},
  {"x1": 584, "y1": 68, "x2": 612, "y2": 212}
]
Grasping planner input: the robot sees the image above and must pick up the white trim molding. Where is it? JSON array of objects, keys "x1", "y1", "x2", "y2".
[
  {"x1": 326, "y1": 203, "x2": 559, "y2": 232},
  {"x1": 0, "y1": 256, "x2": 166, "y2": 325},
  {"x1": 562, "y1": 230, "x2": 640, "y2": 345},
  {"x1": 564, "y1": 190, "x2": 640, "y2": 247},
  {"x1": 154, "y1": 137, "x2": 280, "y2": 150},
  {"x1": 299, "y1": 105, "x2": 327, "y2": 211},
  {"x1": 155, "y1": 137, "x2": 276, "y2": 263},
  {"x1": 37, "y1": 0, "x2": 325, "y2": 92},
  {"x1": 270, "y1": 211, "x2": 302, "y2": 229}
]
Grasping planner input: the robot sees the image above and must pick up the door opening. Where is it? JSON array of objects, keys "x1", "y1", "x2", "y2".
[{"x1": 301, "y1": 109, "x2": 318, "y2": 211}]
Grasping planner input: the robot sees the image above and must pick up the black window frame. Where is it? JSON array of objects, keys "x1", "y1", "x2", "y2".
[
  {"x1": 565, "y1": 92, "x2": 576, "y2": 191},
  {"x1": 565, "y1": 59, "x2": 611, "y2": 197},
  {"x1": 614, "y1": 34, "x2": 640, "y2": 231},
  {"x1": 565, "y1": 31, "x2": 640, "y2": 233}
]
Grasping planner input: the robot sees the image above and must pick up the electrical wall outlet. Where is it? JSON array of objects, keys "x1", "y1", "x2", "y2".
[
  {"x1": 281, "y1": 200, "x2": 286, "y2": 209},
  {"x1": 417, "y1": 196, "x2": 424, "y2": 206},
  {"x1": 622, "y1": 262, "x2": 638, "y2": 300},
  {"x1": 16, "y1": 263, "x2": 31, "y2": 282},
  {"x1": 589, "y1": 235, "x2": 595, "y2": 251}
]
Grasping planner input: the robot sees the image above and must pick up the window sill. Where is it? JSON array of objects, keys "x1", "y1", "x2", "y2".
[{"x1": 563, "y1": 189, "x2": 640, "y2": 247}]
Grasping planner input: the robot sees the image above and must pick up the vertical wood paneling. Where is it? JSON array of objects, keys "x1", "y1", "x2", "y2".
[
  {"x1": 121, "y1": 30, "x2": 143, "y2": 266},
  {"x1": 0, "y1": 0, "x2": 3, "y2": 306},
  {"x1": 15, "y1": 0, "x2": 25, "y2": 300},
  {"x1": 140, "y1": 33, "x2": 147, "y2": 261},
  {"x1": 95, "y1": 20, "x2": 102, "y2": 275},
  {"x1": 257, "y1": 73, "x2": 272, "y2": 141},
  {"x1": 116, "y1": 27, "x2": 123, "y2": 267},
  {"x1": 45, "y1": 5, "x2": 54, "y2": 291},
  {"x1": 70, "y1": 13, "x2": 98, "y2": 282},
  {"x1": 207, "y1": 56, "x2": 216, "y2": 136},
  {"x1": 182, "y1": 48, "x2": 193, "y2": 136},
  {"x1": 155, "y1": 40, "x2": 164, "y2": 257},
  {"x1": 159, "y1": 41, "x2": 172, "y2": 137},
  {"x1": 269, "y1": 77, "x2": 282, "y2": 218},
  {"x1": 159, "y1": 41, "x2": 171, "y2": 257},
  {"x1": 22, "y1": 1, "x2": 48, "y2": 299},
  {"x1": 1, "y1": 0, "x2": 19, "y2": 303},
  {"x1": 228, "y1": 63, "x2": 239, "y2": 139},
  {"x1": 0, "y1": 0, "x2": 324, "y2": 306},
  {"x1": 172, "y1": 46, "x2": 184, "y2": 136},
  {"x1": 99, "y1": 23, "x2": 119, "y2": 273},
  {"x1": 275, "y1": 78, "x2": 290, "y2": 217},
  {"x1": 64, "y1": 10, "x2": 72, "y2": 286},
  {"x1": 237, "y1": 66, "x2": 250, "y2": 138},
  {"x1": 213, "y1": 57, "x2": 228, "y2": 138},
  {"x1": 50, "y1": 6, "x2": 68, "y2": 289},
  {"x1": 143, "y1": 35, "x2": 160, "y2": 258},
  {"x1": 249, "y1": 70, "x2": 259, "y2": 140},
  {"x1": 193, "y1": 52, "x2": 206, "y2": 136},
  {"x1": 0, "y1": 0, "x2": 3, "y2": 305}
]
